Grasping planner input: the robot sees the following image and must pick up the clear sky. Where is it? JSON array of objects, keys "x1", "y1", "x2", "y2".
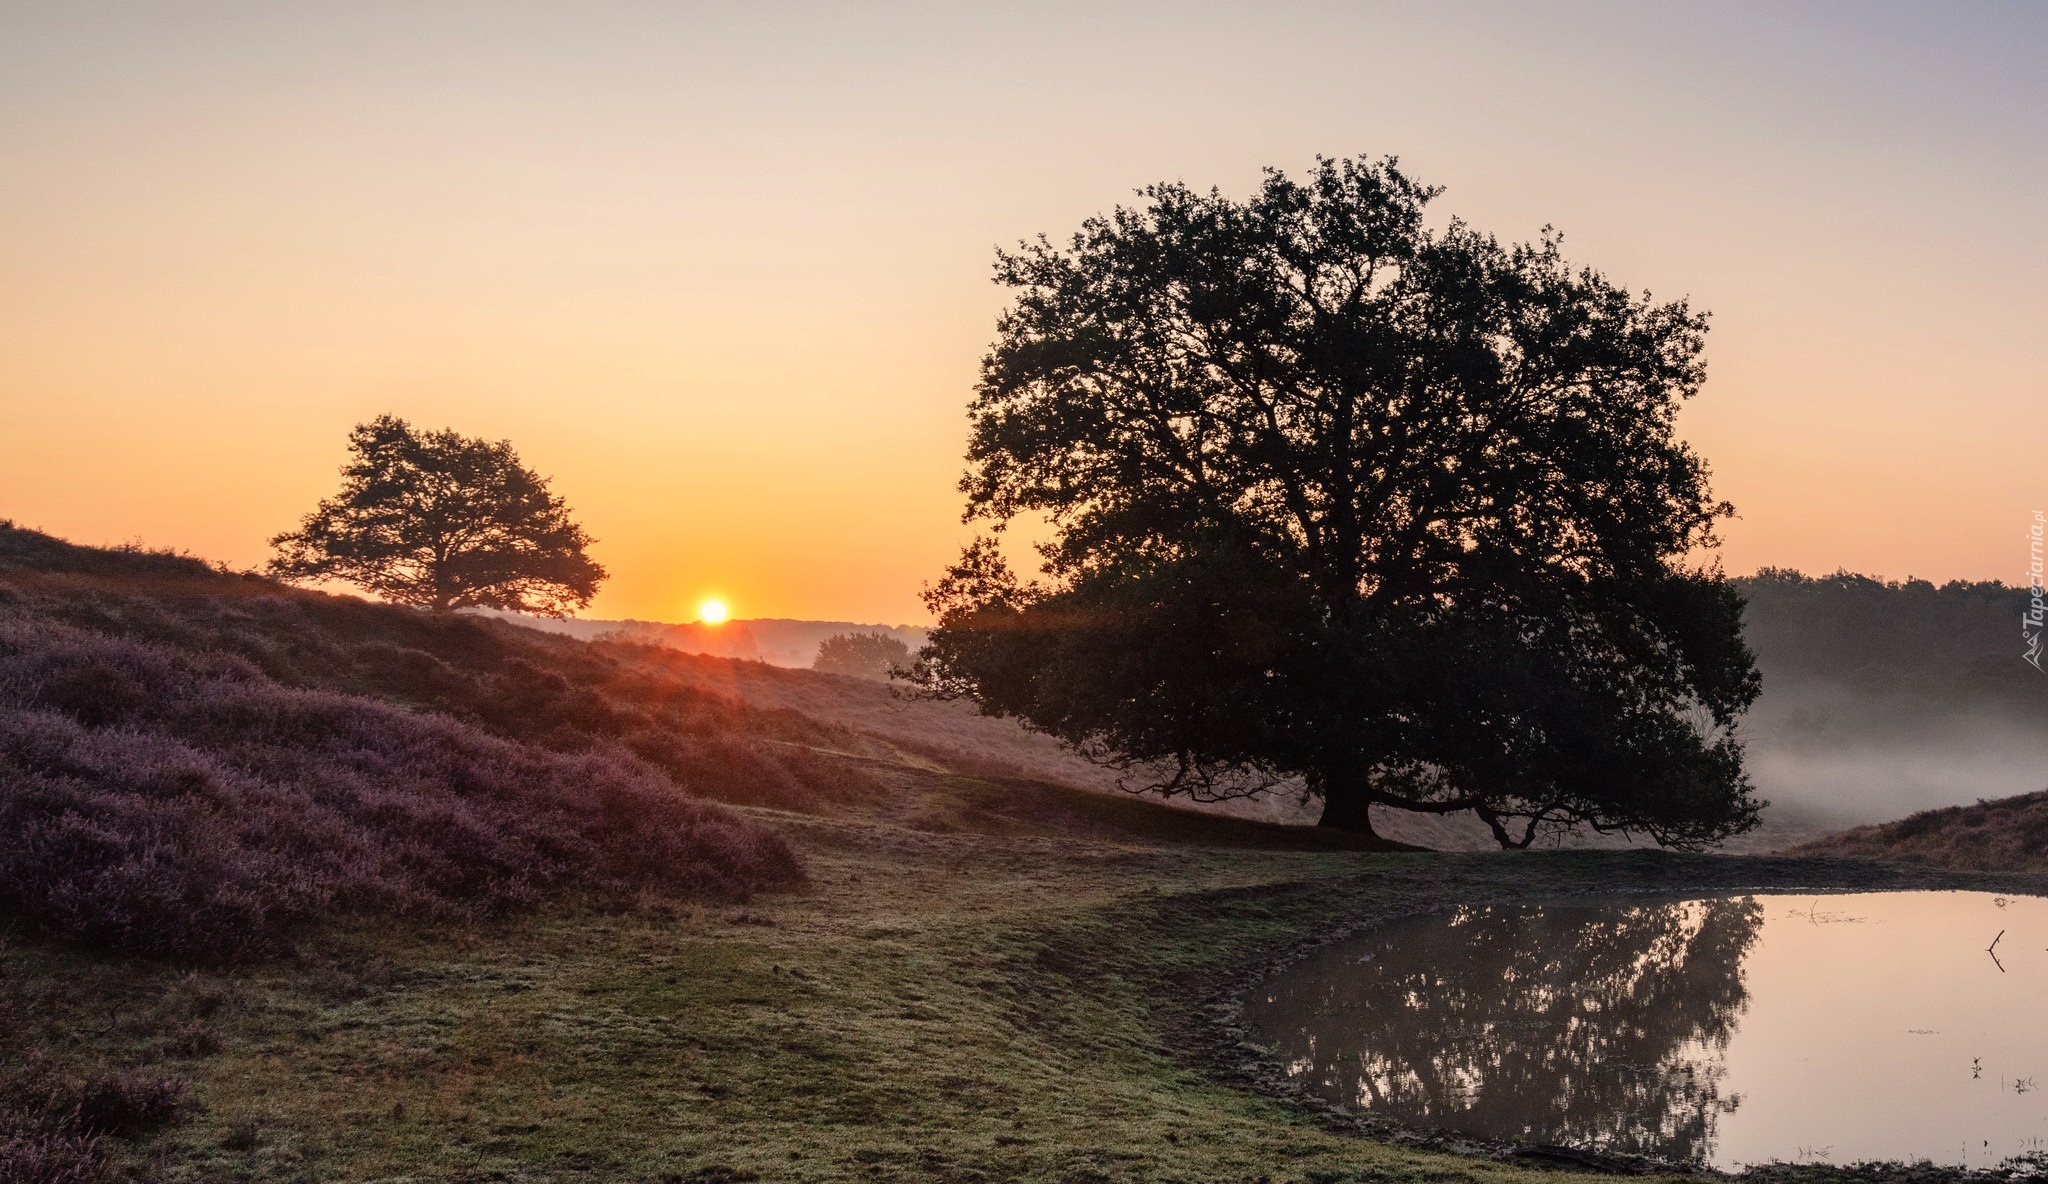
[{"x1": 2, "y1": 2, "x2": 2041, "y2": 623}]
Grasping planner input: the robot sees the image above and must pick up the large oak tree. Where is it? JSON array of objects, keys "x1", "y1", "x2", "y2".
[
  {"x1": 910, "y1": 157, "x2": 1762, "y2": 848},
  {"x1": 270, "y1": 416, "x2": 605, "y2": 616}
]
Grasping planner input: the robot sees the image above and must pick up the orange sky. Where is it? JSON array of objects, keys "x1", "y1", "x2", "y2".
[{"x1": 2, "y1": 3, "x2": 2042, "y2": 623}]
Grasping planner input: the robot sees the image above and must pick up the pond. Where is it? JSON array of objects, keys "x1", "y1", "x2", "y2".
[{"x1": 1242, "y1": 891, "x2": 2048, "y2": 1170}]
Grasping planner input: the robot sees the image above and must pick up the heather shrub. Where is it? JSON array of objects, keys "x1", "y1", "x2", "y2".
[
  {"x1": 0, "y1": 1132, "x2": 109, "y2": 1184},
  {"x1": 70, "y1": 1068, "x2": 189, "y2": 1135},
  {"x1": 0, "y1": 1055, "x2": 188, "y2": 1138},
  {"x1": 0, "y1": 619, "x2": 801, "y2": 959},
  {"x1": 155, "y1": 1021, "x2": 222, "y2": 1060},
  {"x1": 0, "y1": 1054, "x2": 188, "y2": 1183}
]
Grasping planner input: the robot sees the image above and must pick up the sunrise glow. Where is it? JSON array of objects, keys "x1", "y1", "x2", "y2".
[
  {"x1": 697, "y1": 599, "x2": 729, "y2": 625},
  {"x1": 0, "y1": 7, "x2": 2037, "y2": 623}
]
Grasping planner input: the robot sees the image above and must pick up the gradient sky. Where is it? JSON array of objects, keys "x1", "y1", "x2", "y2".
[{"x1": 2, "y1": 2, "x2": 2042, "y2": 623}]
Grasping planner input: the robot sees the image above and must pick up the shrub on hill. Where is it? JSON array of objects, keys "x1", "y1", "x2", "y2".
[{"x1": 812, "y1": 631, "x2": 911, "y2": 681}]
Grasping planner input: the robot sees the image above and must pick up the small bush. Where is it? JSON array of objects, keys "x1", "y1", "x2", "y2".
[
  {"x1": 0, "y1": 1054, "x2": 188, "y2": 1183},
  {"x1": 0, "y1": 1054, "x2": 188, "y2": 1139},
  {"x1": 156, "y1": 1022, "x2": 222, "y2": 1060},
  {"x1": 0, "y1": 1132, "x2": 111, "y2": 1184},
  {"x1": 70, "y1": 1069, "x2": 189, "y2": 1136},
  {"x1": 812, "y1": 632, "x2": 910, "y2": 681}
]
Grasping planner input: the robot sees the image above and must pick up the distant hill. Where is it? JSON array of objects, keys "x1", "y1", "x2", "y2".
[
  {"x1": 487, "y1": 611, "x2": 927, "y2": 669},
  {"x1": 0, "y1": 522, "x2": 1327, "y2": 848}
]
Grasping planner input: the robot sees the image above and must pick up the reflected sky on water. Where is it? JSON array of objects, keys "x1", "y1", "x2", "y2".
[{"x1": 1242, "y1": 892, "x2": 2048, "y2": 1169}]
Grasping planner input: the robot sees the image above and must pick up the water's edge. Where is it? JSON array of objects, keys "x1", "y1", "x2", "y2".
[{"x1": 1186, "y1": 857, "x2": 2048, "y2": 1181}]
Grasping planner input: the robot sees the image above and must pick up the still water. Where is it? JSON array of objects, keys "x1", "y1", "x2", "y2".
[{"x1": 1243, "y1": 892, "x2": 2048, "y2": 1170}]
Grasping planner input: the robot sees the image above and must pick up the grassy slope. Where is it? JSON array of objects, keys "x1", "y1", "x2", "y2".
[{"x1": 1789, "y1": 790, "x2": 2048, "y2": 873}]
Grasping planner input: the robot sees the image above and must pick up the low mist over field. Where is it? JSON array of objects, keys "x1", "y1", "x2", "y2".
[
  {"x1": 1744, "y1": 705, "x2": 2048, "y2": 826},
  {"x1": 1734, "y1": 570, "x2": 2048, "y2": 829}
]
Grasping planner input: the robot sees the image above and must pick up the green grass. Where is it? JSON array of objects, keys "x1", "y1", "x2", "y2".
[{"x1": 13, "y1": 774, "x2": 2041, "y2": 1184}]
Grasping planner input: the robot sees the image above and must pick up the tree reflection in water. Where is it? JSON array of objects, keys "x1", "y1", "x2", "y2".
[{"x1": 1246, "y1": 897, "x2": 1763, "y2": 1163}]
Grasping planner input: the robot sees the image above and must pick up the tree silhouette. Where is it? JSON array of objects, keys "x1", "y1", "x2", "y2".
[
  {"x1": 269, "y1": 416, "x2": 605, "y2": 615},
  {"x1": 1245, "y1": 896, "x2": 1763, "y2": 1163},
  {"x1": 812, "y1": 632, "x2": 910, "y2": 681},
  {"x1": 909, "y1": 155, "x2": 1760, "y2": 846}
]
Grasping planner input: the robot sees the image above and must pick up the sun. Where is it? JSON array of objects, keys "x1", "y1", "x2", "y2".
[{"x1": 697, "y1": 598, "x2": 729, "y2": 625}]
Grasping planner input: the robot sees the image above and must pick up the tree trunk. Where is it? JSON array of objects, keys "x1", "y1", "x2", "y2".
[{"x1": 1315, "y1": 769, "x2": 1378, "y2": 835}]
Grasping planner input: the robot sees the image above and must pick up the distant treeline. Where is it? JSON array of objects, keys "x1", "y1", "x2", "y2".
[{"x1": 1736, "y1": 568, "x2": 2048, "y2": 721}]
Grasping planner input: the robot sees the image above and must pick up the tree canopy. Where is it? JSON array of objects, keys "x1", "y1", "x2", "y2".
[
  {"x1": 909, "y1": 156, "x2": 1762, "y2": 848},
  {"x1": 270, "y1": 415, "x2": 606, "y2": 616}
]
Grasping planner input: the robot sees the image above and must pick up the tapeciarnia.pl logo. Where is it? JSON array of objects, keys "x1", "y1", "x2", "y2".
[{"x1": 2027, "y1": 510, "x2": 2045, "y2": 672}]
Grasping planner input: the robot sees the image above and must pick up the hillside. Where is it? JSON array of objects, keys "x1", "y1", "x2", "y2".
[
  {"x1": 0, "y1": 522, "x2": 1424, "y2": 1179},
  {"x1": 0, "y1": 523, "x2": 814, "y2": 959},
  {"x1": 471, "y1": 568, "x2": 2048, "y2": 844},
  {"x1": 1789, "y1": 788, "x2": 2048, "y2": 873},
  {"x1": 0, "y1": 523, "x2": 1357, "y2": 844},
  {"x1": 12, "y1": 519, "x2": 2041, "y2": 865}
]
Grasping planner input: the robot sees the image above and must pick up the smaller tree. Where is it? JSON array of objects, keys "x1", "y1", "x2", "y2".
[
  {"x1": 813, "y1": 632, "x2": 911, "y2": 681},
  {"x1": 270, "y1": 415, "x2": 606, "y2": 616}
]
